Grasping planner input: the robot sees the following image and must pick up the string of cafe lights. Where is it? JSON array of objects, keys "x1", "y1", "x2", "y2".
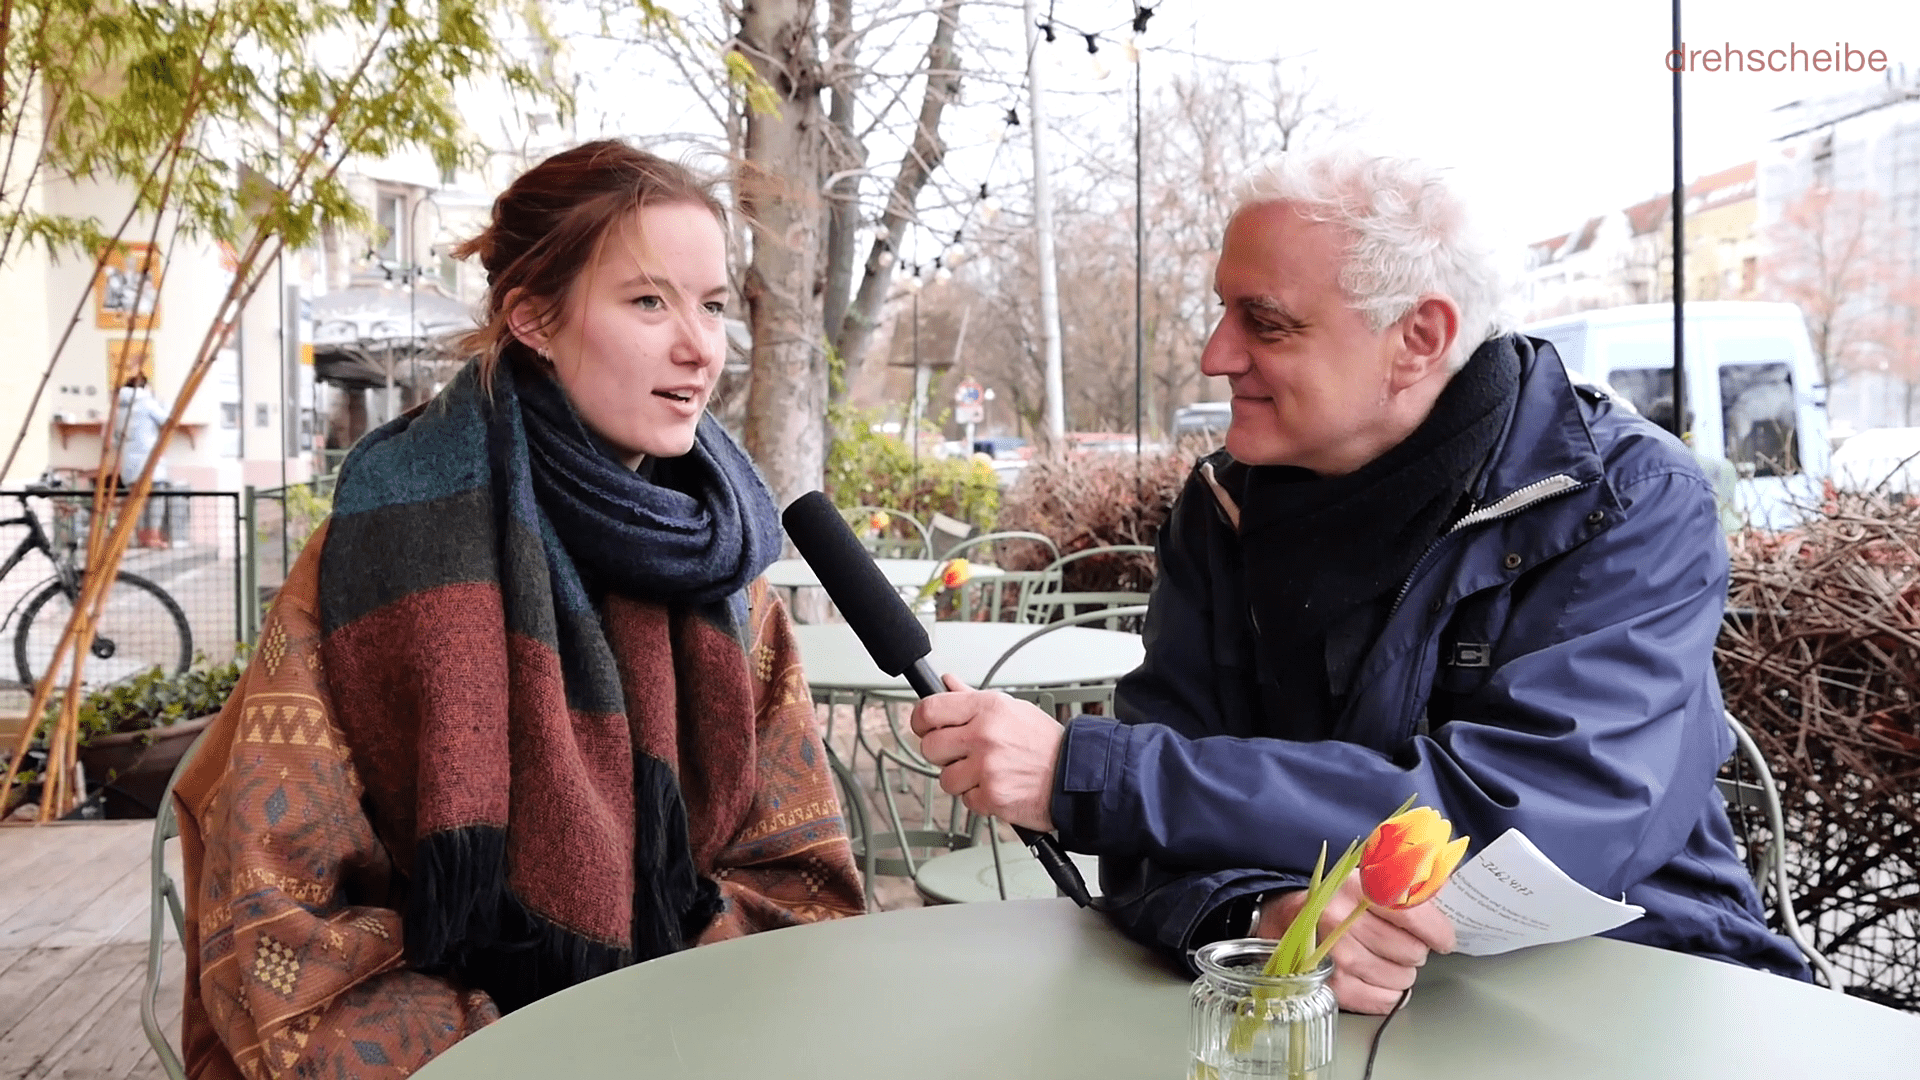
[
  {"x1": 889, "y1": 2, "x2": 1157, "y2": 294},
  {"x1": 888, "y1": 22, "x2": 1039, "y2": 292}
]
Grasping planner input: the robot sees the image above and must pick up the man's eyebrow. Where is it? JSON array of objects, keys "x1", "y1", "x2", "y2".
[{"x1": 1242, "y1": 295, "x2": 1304, "y2": 326}]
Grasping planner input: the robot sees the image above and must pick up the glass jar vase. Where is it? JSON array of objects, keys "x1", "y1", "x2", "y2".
[{"x1": 1188, "y1": 939, "x2": 1338, "y2": 1080}]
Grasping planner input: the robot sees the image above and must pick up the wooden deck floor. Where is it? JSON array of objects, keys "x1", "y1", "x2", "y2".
[{"x1": 0, "y1": 821, "x2": 181, "y2": 1080}]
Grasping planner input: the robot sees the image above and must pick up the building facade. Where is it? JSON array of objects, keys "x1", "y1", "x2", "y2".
[
  {"x1": 1760, "y1": 70, "x2": 1920, "y2": 431},
  {"x1": 1520, "y1": 163, "x2": 1761, "y2": 324}
]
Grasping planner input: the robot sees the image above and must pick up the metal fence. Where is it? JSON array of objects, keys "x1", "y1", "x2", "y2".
[
  {"x1": 244, "y1": 477, "x2": 334, "y2": 644},
  {"x1": 0, "y1": 487, "x2": 245, "y2": 711}
]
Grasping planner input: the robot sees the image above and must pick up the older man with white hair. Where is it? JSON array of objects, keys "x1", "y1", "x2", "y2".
[{"x1": 911, "y1": 148, "x2": 1809, "y2": 1011}]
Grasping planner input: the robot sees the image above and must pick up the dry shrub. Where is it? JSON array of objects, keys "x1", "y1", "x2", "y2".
[
  {"x1": 1716, "y1": 490, "x2": 1920, "y2": 1010},
  {"x1": 995, "y1": 445, "x2": 1204, "y2": 591}
]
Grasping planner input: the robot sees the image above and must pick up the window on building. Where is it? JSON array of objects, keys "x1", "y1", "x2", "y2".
[
  {"x1": 1741, "y1": 256, "x2": 1758, "y2": 294},
  {"x1": 256, "y1": 403, "x2": 271, "y2": 428},
  {"x1": 221, "y1": 402, "x2": 240, "y2": 429},
  {"x1": 375, "y1": 192, "x2": 405, "y2": 263}
]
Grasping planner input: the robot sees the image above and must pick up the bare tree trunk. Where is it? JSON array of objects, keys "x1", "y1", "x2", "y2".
[
  {"x1": 737, "y1": 0, "x2": 830, "y2": 512},
  {"x1": 819, "y1": 0, "x2": 861, "y2": 400},
  {"x1": 831, "y1": 0, "x2": 962, "y2": 374}
]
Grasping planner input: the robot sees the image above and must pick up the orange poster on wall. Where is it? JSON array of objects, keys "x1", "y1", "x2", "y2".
[
  {"x1": 107, "y1": 338, "x2": 155, "y2": 388},
  {"x1": 94, "y1": 243, "x2": 163, "y2": 331}
]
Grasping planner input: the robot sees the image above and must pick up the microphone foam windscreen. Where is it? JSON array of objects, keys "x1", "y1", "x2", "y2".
[{"x1": 781, "y1": 491, "x2": 932, "y2": 676}]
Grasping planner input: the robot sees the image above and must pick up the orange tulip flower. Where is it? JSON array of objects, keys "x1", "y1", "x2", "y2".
[
  {"x1": 1290, "y1": 801, "x2": 1469, "y2": 974},
  {"x1": 915, "y1": 558, "x2": 973, "y2": 608},
  {"x1": 867, "y1": 511, "x2": 891, "y2": 534},
  {"x1": 1358, "y1": 806, "x2": 1471, "y2": 910}
]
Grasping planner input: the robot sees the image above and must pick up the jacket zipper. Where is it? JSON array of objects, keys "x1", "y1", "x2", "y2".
[{"x1": 1386, "y1": 473, "x2": 1587, "y2": 621}]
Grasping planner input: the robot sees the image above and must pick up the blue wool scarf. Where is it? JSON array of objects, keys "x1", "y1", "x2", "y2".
[{"x1": 511, "y1": 355, "x2": 781, "y2": 605}]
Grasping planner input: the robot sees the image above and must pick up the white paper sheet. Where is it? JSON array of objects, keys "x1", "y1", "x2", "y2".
[{"x1": 1430, "y1": 828, "x2": 1645, "y2": 956}]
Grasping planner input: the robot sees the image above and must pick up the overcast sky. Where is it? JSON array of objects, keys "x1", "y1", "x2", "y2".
[
  {"x1": 591, "y1": 1, "x2": 1917, "y2": 271},
  {"x1": 1171, "y1": 0, "x2": 1920, "y2": 252}
]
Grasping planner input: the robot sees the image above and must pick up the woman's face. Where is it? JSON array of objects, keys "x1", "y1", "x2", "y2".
[{"x1": 529, "y1": 202, "x2": 729, "y2": 465}]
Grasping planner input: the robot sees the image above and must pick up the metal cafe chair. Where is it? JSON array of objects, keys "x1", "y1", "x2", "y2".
[
  {"x1": 143, "y1": 731, "x2": 209, "y2": 1080},
  {"x1": 937, "y1": 531, "x2": 1060, "y2": 622},
  {"x1": 900, "y1": 606, "x2": 1148, "y2": 903},
  {"x1": 1719, "y1": 710, "x2": 1844, "y2": 992},
  {"x1": 839, "y1": 505, "x2": 932, "y2": 560},
  {"x1": 1017, "y1": 544, "x2": 1157, "y2": 629}
]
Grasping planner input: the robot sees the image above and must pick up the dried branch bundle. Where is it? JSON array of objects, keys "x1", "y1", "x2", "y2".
[
  {"x1": 1716, "y1": 490, "x2": 1920, "y2": 1011},
  {"x1": 995, "y1": 446, "x2": 1195, "y2": 591}
]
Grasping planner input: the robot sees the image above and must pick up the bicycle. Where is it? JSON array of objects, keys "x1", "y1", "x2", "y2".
[{"x1": 0, "y1": 486, "x2": 192, "y2": 691}]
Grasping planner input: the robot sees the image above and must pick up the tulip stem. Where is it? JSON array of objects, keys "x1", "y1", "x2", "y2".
[{"x1": 1302, "y1": 899, "x2": 1372, "y2": 972}]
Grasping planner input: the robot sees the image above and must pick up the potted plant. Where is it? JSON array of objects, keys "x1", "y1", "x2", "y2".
[{"x1": 60, "y1": 654, "x2": 244, "y2": 818}]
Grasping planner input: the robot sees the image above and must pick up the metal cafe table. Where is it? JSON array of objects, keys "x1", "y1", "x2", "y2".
[
  {"x1": 790, "y1": 619, "x2": 1143, "y2": 694},
  {"x1": 764, "y1": 557, "x2": 1006, "y2": 593},
  {"x1": 414, "y1": 899, "x2": 1920, "y2": 1080},
  {"x1": 794, "y1": 619, "x2": 1141, "y2": 902}
]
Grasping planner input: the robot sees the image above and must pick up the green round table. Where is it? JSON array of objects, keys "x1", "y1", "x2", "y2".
[
  {"x1": 765, "y1": 557, "x2": 1006, "y2": 591},
  {"x1": 413, "y1": 900, "x2": 1920, "y2": 1080},
  {"x1": 792, "y1": 620, "x2": 1144, "y2": 693}
]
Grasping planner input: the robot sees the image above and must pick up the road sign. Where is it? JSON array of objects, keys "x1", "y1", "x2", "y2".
[
  {"x1": 954, "y1": 403, "x2": 985, "y2": 425},
  {"x1": 954, "y1": 378, "x2": 983, "y2": 406}
]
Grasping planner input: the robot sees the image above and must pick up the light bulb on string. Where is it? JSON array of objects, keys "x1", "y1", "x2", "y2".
[{"x1": 1082, "y1": 34, "x2": 1110, "y2": 81}]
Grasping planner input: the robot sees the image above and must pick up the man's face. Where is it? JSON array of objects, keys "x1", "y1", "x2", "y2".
[{"x1": 1200, "y1": 202, "x2": 1404, "y2": 475}]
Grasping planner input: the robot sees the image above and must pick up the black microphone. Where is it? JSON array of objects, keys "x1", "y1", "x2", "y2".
[{"x1": 782, "y1": 490, "x2": 1095, "y2": 908}]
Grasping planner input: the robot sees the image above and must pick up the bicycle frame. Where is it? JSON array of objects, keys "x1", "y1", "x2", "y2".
[{"x1": 0, "y1": 495, "x2": 83, "y2": 638}]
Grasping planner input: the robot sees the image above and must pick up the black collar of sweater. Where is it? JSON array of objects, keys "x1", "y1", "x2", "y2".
[{"x1": 1232, "y1": 337, "x2": 1523, "y2": 735}]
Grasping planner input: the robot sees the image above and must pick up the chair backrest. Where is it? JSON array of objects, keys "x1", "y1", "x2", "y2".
[
  {"x1": 1719, "y1": 711, "x2": 1845, "y2": 992},
  {"x1": 926, "y1": 512, "x2": 974, "y2": 558},
  {"x1": 1018, "y1": 545, "x2": 1156, "y2": 628},
  {"x1": 841, "y1": 505, "x2": 932, "y2": 559},
  {"x1": 979, "y1": 604, "x2": 1150, "y2": 693},
  {"x1": 975, "y1": 604, "x2": 1148, "y2": 724},
  {"x1": 940, "y1": 530, "x2": 1061, "y2": 568},
  {"x1": 939, "y1": 532, "x2": 1062, "y2": 621},
  {"x1": 144, "y1": 732, "x2": 205, "y2": 1080}
]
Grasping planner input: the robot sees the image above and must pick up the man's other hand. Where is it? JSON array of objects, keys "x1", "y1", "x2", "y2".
[
  {"x1": 909, "y1": 674, "x2": 1063, "y2": 832},
  {"x1": 1257, "y1": 871, "x2": 1457, "y2": 1014}
]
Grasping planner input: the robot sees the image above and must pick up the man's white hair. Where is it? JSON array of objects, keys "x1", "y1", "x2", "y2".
[{"x1": 1231, "y1": 148, "x2": 1505, "y2": 371}]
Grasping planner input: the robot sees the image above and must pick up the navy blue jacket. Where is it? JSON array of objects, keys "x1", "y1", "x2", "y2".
[{"x1": 1048, "y1": 335, "x2": 1808, "y2": 980}]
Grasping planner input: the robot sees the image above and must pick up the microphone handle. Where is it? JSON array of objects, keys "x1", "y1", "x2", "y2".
[{"x1": 904, "y1": 658, "x2": 1097, "y2": 909}]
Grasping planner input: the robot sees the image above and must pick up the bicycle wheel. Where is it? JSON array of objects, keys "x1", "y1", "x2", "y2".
[{"x1": 14, "y1": 571, "x2": 194, "y2": 690}]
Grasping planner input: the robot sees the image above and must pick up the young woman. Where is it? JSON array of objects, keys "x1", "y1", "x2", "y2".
[{"x1": 173, "y1": 141, "x2": 864, "y2": 1078}]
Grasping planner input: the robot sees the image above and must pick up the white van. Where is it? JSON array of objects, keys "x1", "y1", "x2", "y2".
[{"x1": 1520, "y1": 302, "x2": 1830, "y2": 527}]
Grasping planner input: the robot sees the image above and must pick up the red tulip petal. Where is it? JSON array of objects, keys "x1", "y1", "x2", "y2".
[{"x1": 1360, "y1": 843, "x2": 1436, "y2": 907}]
